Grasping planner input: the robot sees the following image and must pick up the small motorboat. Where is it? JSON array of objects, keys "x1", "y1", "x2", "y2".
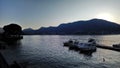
[
  {"x1": 64, "y1": 39, "x2": 73, "y2": 46},
  {"x1": 64, "y1": 38, "x2": 97, "y2": 51},
  {"x1": 77, "y1": 38, "x2": 96, "y2": 51},
  {"x1": 76, "y1": 43, "x2": 96, "y2": 51},
  {"x1": 64, "y1": 39, "x2": 79, "y2": 46}
]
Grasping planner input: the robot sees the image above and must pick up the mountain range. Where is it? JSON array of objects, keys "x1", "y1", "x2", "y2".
[{"x1": 23, "y1": 19, "x2": 120, "y2": 35}]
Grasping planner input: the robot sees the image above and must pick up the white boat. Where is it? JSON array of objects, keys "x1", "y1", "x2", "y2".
[
  {"x1": 76, "y1": 43, "x2": 96, "y2": 51},
  {"x1": 64, "y1": 38, "x2": 97, "y2": 51}
]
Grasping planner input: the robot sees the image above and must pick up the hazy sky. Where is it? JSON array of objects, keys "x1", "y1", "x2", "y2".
[{"x1": 0, "y1": 0, "x2": 120, "y2": 29}]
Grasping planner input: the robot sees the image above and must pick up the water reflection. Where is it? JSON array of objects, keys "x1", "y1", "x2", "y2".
[
  {"x1": 68, "y1": 46, "x2": 96, "y2": 57},
  {"x1": 7, "y1": 40, "x2": 22, "y2": 49},
  {"x1": 1, "y1": 35, "x2": 120, "y2": 68},
  {"x1": 79, "y1": 51, "x2": 94, "y2": 57},
  {"x1": 0, "y1": 39, "x2": 22, "y2": 50}
]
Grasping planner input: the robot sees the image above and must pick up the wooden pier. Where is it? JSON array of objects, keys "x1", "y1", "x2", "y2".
[{"x1": 96, "y1": 44, "x2": 120, "y2": 52}]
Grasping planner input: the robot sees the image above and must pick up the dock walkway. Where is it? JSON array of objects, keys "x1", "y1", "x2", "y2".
[{"x1": 96, "y1": 44, "x2": 120, "y2": 52}]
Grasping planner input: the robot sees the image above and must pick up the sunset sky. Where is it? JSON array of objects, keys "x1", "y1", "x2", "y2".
[{"x1": 0, "y1": 0, "x2": 120, "y2": 29}]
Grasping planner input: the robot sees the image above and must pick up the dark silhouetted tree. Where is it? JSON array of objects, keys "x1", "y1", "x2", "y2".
[
  {"x1": 3, "y1": 24, "x2": 22, "y2": 35},
  {"x1": 1, "y1": 24, "x2": 23, "y2": 43}
]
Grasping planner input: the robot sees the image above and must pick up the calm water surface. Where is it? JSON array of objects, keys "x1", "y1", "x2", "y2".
[{"x1": 1, "y1": 35, "x2": 120, "y2": 68}]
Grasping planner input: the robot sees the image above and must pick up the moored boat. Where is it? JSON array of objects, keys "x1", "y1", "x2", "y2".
[
  {"x1": 64, "y1": 39, "x2": 74, "y2": 46},
  {"x1": 76, "y1": 43, "x2": 96, "y2": 52},
  {"x1": 64, "y1": 38, "x2": 97, "y2": 52}
]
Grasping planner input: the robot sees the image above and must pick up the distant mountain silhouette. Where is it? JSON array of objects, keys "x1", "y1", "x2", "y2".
[
  {"x1": 23, "y1": 19, "x2": 120, "y2": 35},
  {"x1": 22, "y1": 28, "x2": 36, "y2": 35}
]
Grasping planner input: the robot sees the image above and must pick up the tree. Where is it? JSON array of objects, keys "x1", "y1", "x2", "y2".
[{"x1": 3, "y1": 24, "x2": 22, "y2": 35}]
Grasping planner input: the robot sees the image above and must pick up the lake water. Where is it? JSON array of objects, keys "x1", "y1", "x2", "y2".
[{"x1": 1, "y1": 35, "x2": 120, "y2": 68}]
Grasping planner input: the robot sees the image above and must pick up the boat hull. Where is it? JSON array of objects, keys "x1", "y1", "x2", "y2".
[{"x1": 64, "y1": 42, "x2": 96, "y2": 52}]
